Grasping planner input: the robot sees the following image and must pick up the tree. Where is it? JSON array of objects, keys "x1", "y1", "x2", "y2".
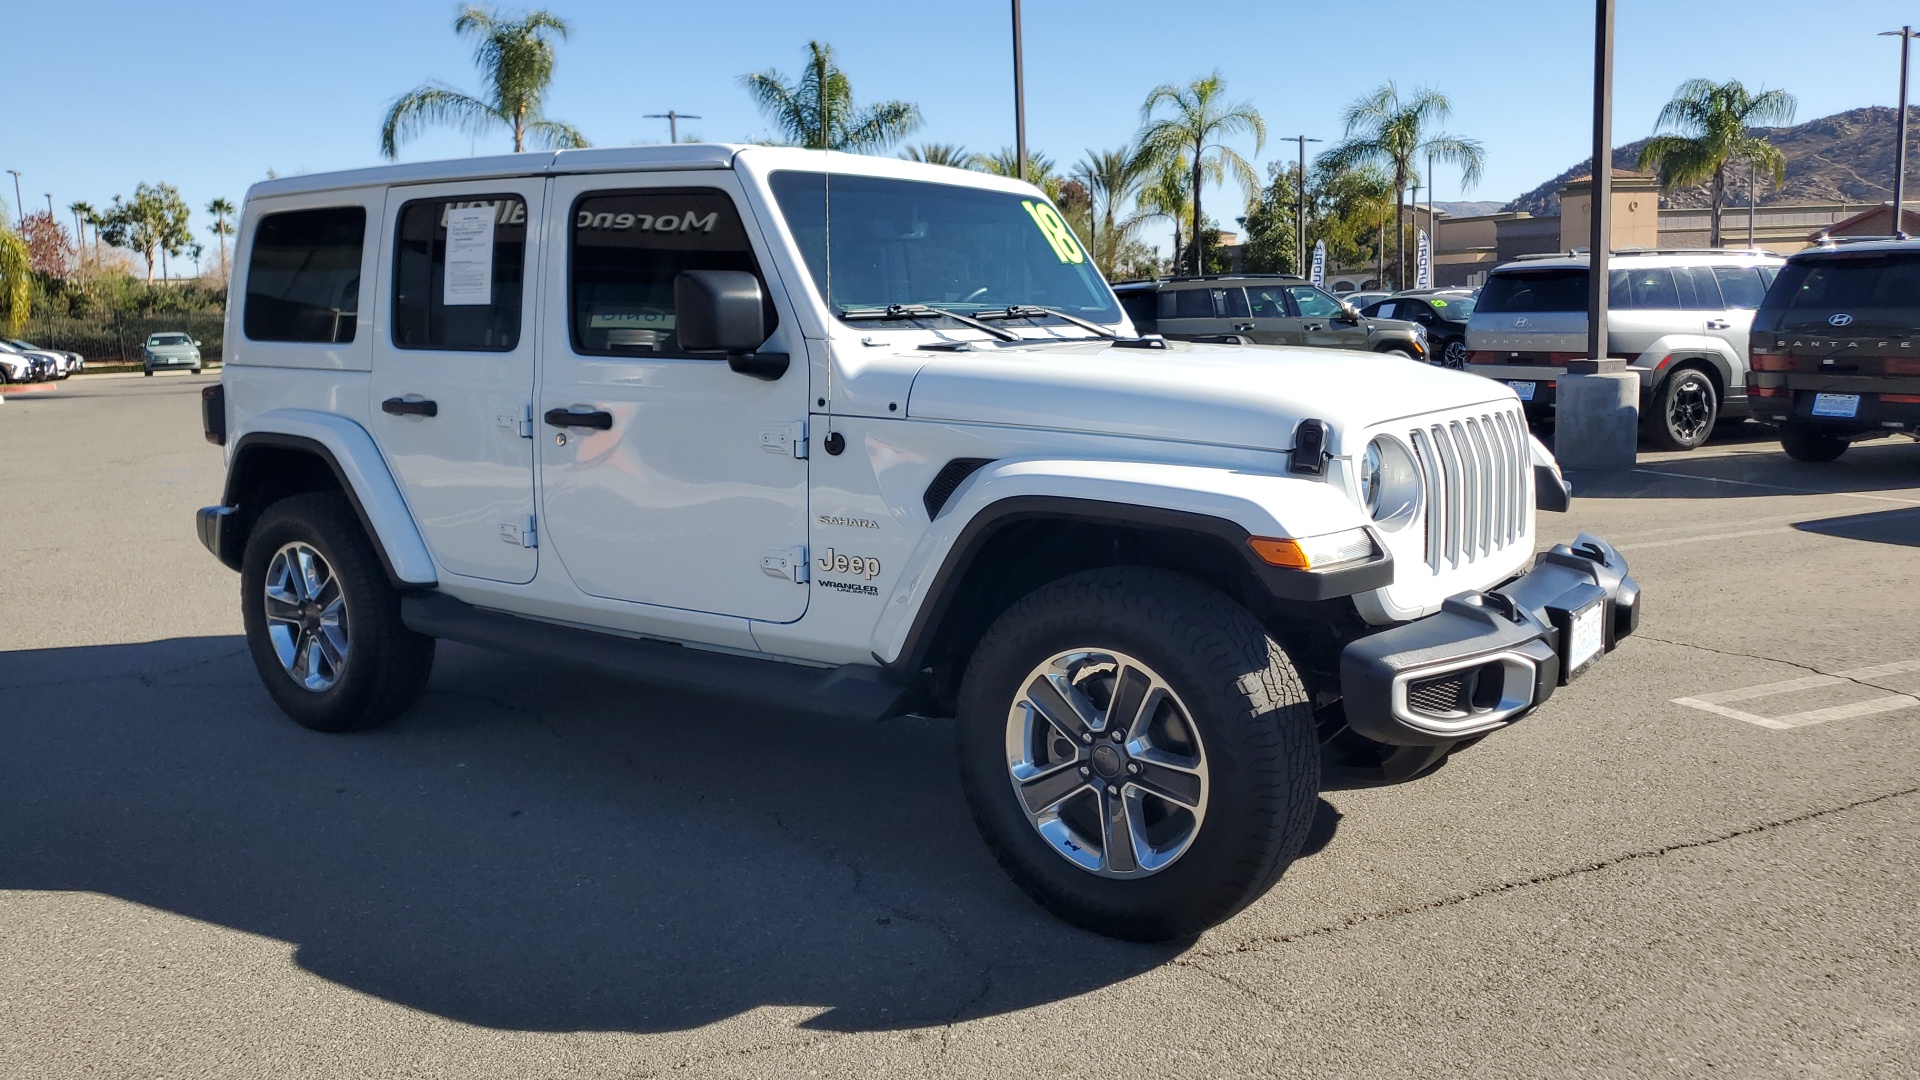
[
  {"x1": 68, "y1": 201, "x2": 95, "y2": 259},
  {"x1": 206, "y1": 197, "x2": 237, "y2": 276},
  {"x1": 1239, "y1": 162, "x2": 1301, "y2": 275},
  {"x1": 1637, "y1": 78, "x2": 1796, "y2": 248},
  {"x1": 741, "y1": 41, "x2": 920, "y2": 152},
  {"x1": 971, "y1": 147, "x2": 1064, "y2": 200},
  {"x1": 96, "y1": 182, "x2": 190, "y2": 284},
  {"x1": 0, "y1": 224, "x2": 28, "y2": 336},
  {"x1": 1075, "y1": 146, "x2": 1154, "y2": 278},
  {"x1": 1307, "y1": 159, "x2": 1395, "y2": 278},
  {"x1": 1138, "y1": 155, "x2": 1205, "y2": 272},
  {"x1": 1137, "y1": 72, "x2": 1265, "y2": 276},
  {"x1": 381, "y1": 5, "x2": 588, "y2": 159},
  {"x1": 1322, "y1": 83, "x2": 1483, "y2": 288},
  {"x1": 19, "y1": 211, "x2": 74, "y2": 277},
  {"x1": 900, "y1": 143, "x2": 970, "y2": 167}
]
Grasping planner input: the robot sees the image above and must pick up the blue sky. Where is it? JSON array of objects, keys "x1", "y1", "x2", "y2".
[{"x1": 8, "y1": 0, "x2": 1918, "y2": 264}]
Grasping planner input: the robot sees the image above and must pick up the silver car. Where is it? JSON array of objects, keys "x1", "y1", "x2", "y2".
[{"x1": 1465, "y1": 250, "x2": 1783, "y2": 450}]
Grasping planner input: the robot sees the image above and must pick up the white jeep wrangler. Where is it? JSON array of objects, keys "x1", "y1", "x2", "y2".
[{"x1": 196, "y1": 146, "x2": 1639, "y2": 941}]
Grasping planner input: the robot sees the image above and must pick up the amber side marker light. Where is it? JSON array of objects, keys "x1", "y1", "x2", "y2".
[{"x1": 1248, "y1": 529, "x2": 1378, "y2": 571}]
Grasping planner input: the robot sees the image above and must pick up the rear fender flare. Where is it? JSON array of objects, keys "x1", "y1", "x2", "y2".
[
  {"x1": 868, "y1": 458, "x2": 1377, "y2": 669},
  {"x1": 227, "y1": 409, "x2": 437, "y2": 586}
]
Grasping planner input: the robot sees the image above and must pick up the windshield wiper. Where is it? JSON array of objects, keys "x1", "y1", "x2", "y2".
[
  {"x1": 976, "y1": 305, "x2": 1119, "y2": 339},
  {"x1": 838, "y1": 304, "x2": 1019, "y2": 342}
]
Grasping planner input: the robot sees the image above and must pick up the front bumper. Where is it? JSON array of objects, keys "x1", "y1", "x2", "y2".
[
  {"x1": 146, "y1": 355, "x2": 200, "y2": 368},
  {"x1": 1339, "y1": 533, "x2": 1640, "y2": 746},
  {"x1": 196, "y1": 505, "x2": 240, "y2": 570}
]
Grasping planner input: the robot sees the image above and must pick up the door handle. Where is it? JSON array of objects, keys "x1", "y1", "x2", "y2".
[
  {"x1": 1706, "y1": 319, "x2": 1732, "y2": 330},
  {"x1": 381, "y1": 397, "x2": 438, "y2": 417},
  {"x1": 1304, "y1": 323, "x2": 1323, "y2": 331},
  {"x1": 1232, "y1": 322, "x2": 1255, "y2": 332},
  {"x1": 544, "y1": 407, "x2": 613, "y2": 430}
]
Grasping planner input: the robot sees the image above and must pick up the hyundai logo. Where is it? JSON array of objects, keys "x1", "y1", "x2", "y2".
[
  {"x1": 1829, "y1": 313, "x2": 1854, "y2": 327},
  {"x1": 1512, "y1": 317, "x2": 1531, "y2": 328}
]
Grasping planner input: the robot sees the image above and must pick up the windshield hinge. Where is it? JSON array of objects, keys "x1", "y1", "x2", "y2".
[
  {"x1": 500, "y1": 514, "x2": 538, "y2": 548},
  {"x1": 762, "y1": 419, "x2": 808, "y2": 459}
]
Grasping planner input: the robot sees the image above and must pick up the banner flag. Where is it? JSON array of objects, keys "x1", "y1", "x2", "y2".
[
  {"x1": 1310, "y1": 240, "x2": 1326, "y2": 286},
  {"x1": 1416, "y1": 229, "x2": 1432, "y2": 290}
]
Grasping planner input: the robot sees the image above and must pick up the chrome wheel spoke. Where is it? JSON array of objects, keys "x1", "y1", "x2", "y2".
[
  {"x1": 262, "y1": 542, "x2": 349, "y2": 693},
  {"x1": 1127, "y1": 760, "x2": 1203, "y2": 808},
  {"x1": 1018, "y1": 763, "x2": 1090, "y2": 815},
  {"x1": 265, "y1": 594, "x2": 303, "y2": 625},
  {"x1": 1100, "y1": 789, "x2": 1140, "y2": 874},
  {"x1": 1024, "y1": 673, "x2": 1097, "y2": 742},
  {"x1": 1106, "y1": 664, "x2": 1154, "y2": 739},
  {"x1": 315, "y1": 625, "x2": 348, "y2": 672}
]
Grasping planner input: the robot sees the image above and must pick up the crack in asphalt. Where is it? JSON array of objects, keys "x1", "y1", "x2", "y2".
[
  {"x1": 1637, "y1": 635, "x2": 1919, "y2": 696},
  {"x1": 1179, "y1": 784, "x2": 1920, "y2": 978}
]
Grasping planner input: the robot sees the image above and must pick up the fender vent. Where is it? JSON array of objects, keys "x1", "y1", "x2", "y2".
[{"x1": 923, "y1": 458, "x2": 993, "y2": 520}]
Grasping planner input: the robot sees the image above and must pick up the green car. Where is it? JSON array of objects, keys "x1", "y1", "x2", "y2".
[{"x1": 143, "y1": 333, "x2": 203, "y2": 376}]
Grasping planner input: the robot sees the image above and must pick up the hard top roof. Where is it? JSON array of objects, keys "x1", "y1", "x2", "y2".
[
  {"x1": 1791, "y1": 237, "x2": 1920, "y2": 259},
  {"x1": 1494, "y1": 248, "x2": 1786, "y2": 272},
  {"x1": 243, "y1": 144, "x2": 1047, "y2": 202}
]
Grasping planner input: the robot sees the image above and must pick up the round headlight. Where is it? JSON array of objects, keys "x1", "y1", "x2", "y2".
[{"x1": 1361, "y1": 437, "x2": 1421, "y2": 525}]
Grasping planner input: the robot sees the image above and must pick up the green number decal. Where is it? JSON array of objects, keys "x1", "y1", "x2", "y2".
[{"x1": 1022, "y1": 200, "x2": 1085, "y2": 264}]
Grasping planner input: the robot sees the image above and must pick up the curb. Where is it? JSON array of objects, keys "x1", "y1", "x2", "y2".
[{"x1": 0, "y1": 381, "x2": 63, "y2": 397}]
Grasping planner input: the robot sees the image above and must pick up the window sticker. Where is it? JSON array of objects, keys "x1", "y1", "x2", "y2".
[
  {"x1": 442, "y1": 205, "x2": 496, "y2": 305},
  {"x1": 1430, "y1": 298, "x2": 1448, "y2": 307},
  {"x1": 1022, "y1": 200, "x2": 1085, "y2": 264}
]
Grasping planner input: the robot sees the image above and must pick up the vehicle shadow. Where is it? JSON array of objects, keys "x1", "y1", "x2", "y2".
[
  {"x1": 0, "y1": 636, "x2": 1342, "y2": 1035},
  {"x1": 1562, "y1": 429, "x2": 1920, "y2": 502},
  {"x1": 1793, "y1": 505, "x2": 1920, "y2": 548}
]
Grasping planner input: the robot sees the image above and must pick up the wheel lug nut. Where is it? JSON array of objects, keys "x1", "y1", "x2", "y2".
[
  {"x1": 1106, "y1": 785, "x2": 1118, "y2": 795},
  {"x1": 1126, "y1": 762, "x2": 1140, "y2": 774},
  {"x1": 1079, "y1": 766, "x2": 1090, "y2": 776},
  {"x1": 1110, "y1": 729, "x2": 1124, "y2": 741},
  {"x1": 1080, "y1": 732, "x2": 1093, "y2": 744}
]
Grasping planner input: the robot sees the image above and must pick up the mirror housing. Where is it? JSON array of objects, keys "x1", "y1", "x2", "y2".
[
  {"x1": 1334, "y1": 305, "x2": 1362, "y2": 325},
  {"x1": 674, "y1": 270, "x2": 788, "y2": 380}
]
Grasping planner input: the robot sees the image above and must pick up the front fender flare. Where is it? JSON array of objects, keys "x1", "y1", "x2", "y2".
[
  {"x1": 227, "y1": 409, "x2": 438, "y2": 586},
  {"x1": 868, "y1": 458, "x2": 1384, "y2": 671}
]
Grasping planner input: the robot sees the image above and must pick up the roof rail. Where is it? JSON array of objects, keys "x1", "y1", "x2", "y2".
[
  {"x1": 1811, "y1": 234, "x2": 1915, "y2": 246},
  {"x1": 1508, "y1": 246, "x2": 1776, "y2": 262},
  {"x1": 1156, "y1": 272, "x2": 1307, "y2": 283}
]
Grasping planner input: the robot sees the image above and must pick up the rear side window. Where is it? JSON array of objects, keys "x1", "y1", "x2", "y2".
[
  {"x1": 1116, "y1": 291, "x2": 1157, "y2": 328},
  {"x1": 1478, "y1": 269, "x2": 1587, "y2": 313},
  {"x1": 1247, "y1": 286, "x2": 1287, "y2": 317},
  {"x1": 1712, "y1": 267, "x2": 1767, "y2": 309},
  {"x1": 569, "y1": 189, "x2": 773, "y2": 357},
  {"x1": 392, "y1": 196, "x2": 528, "y2": 351},
  {"x1": 1163, "y1": 289, "x2": 1216, "y2": 319},
  {"x1": 244, "y1": 207, "x2": 367, "y2": 343},
  {"x1": 1615, "y1": 267, "x2": 1680, "y2": 309},
  {"x1": 1680, "y1": 266, "x2": 1725, "y2": 310}
]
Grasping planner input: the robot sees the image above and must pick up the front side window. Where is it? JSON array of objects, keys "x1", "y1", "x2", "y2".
[
  {"x1": 244, "y1": 207, "x2": 366, "y2": 343},
  {"x1": 1713, "y1": 266, "x2": 1768, "y2": 309},
  {"x1": 768, "y1": 171, "x2": 1120, "y2": 328},
  {"x1": 392, "y1": 196, "x2": 527, "y2": 351},
  {"x1": 569, "y1": 189, "x2": 771, "y2": 357},
  {"x1": 1247, "y1": 286, "x2": 1287, "y2": 317},
  {"x1": 1287, "y1": 286, "x2": 1343, "y2": 318}
]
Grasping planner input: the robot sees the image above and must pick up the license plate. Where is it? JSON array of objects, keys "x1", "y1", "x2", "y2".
[
  {"x1": 1508, "y1": 381, "x2": 1537, "y2": 401},
  {"x1": 1565, "y1": 602, "x2": 1605, "y2": 677},
  {"x1": 1811, "y1": 393, "x2": 1860, "y2": 418}
]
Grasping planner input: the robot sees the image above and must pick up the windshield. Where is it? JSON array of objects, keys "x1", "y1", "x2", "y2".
[
  {"x1": 1763, "y1": 254, "x2": 1920, "y2": 331},
  {"x1": 768, "y1": 171, "x2": 1120, "y2": 327},
  {"x1": 151, "y1": 334, "x2": 191, "y2": 346}
]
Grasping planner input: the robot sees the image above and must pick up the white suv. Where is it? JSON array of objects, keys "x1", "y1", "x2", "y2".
[
  {"x1": 1466, "y1": 249, "x2": 1784, "y2": 450},
  {"x1": 196, "y1": 146, "x2": 1640, "y2": 940}
]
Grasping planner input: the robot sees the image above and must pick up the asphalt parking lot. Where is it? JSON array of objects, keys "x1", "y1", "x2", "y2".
[{"x1": 3, "y1": 373, "x2": 1917, "y2": 1079}]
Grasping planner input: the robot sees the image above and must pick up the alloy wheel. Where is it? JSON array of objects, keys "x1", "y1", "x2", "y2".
[
  {"x1": 264, "y1": 542, "x2": 349, "y2": 691},
  {"x1": 1004, "y1": 649, "x2": 1210, "y2": 878},
  {"x1": 1668, "y1": 374, "x2": 1715, "y2": 445}
]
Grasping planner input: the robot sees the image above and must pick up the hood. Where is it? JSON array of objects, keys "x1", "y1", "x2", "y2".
[{"x1": 904, "y1": 339, "x2": 1515, "y2": 455}]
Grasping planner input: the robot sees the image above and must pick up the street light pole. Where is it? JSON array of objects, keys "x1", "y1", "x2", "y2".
[
  {"x1": 1587, "y1": 0, "x2": 1614, "y2": 369},
  {"x1": 1881, "y1": 27, "x2": 1916, "y2": 237},
  {"x1": 642, "y1": 111, "x2": 702, "y2": 143},
  {"x1": 1284, "y1": 135, "x2": 1321, "y2": 274},
  {"x1": 6, "y1": 170, "x2": 21, "y2": 228},
  {"x1": 1011, "y1": 0, "x2": 1028, "y2": 181}
]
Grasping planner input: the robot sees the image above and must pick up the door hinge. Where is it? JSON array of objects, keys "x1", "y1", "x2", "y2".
[
  {"x1": 760, "y1": 419, "x2": 809, "y2": 459},
  {"x1": 498, "y1": 404, "x2": 534, "y2": 438},
  {"x1": 761, "y1": 545, "x2": 808, "y2": 583},
  {"x1": 500, "y1": 515, "x2": 538, "y2": 548}
]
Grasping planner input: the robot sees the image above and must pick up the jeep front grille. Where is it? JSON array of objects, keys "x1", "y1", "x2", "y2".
[{"x1": 1408, "y1": 408, "x2": 1531, "y2": 573}]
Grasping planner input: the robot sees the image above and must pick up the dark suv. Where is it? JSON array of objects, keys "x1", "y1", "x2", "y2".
[
  {"x1": 1748, "y1": 239, "x2": 1920, "y2": 462},
  {"x1": 1114, "y1": 275, "x2": 1429, "y2": 360}
]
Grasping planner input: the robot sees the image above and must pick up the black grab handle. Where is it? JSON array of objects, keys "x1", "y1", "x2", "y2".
[
  {"x1": 544, "y1": 408, "x2": 613, "y2": 430},
  {"x1": 381, "y1": 397, "x2": 438, "y2": 417}
]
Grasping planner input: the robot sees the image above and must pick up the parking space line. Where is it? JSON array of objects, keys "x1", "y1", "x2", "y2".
[
  {"x1": 1629, "y1": 468, "x2": 1920, "y2": 506},
  {"x1": 1619, "y1": 526, "x2": 1794, "y2": 551},
  {"x1": 1673, "y1": 661, "x2": 1920, "y2": 729}
]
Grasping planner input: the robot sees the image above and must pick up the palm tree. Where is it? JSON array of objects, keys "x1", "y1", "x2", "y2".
[
  {"x1": 1075, "y1": 147, "x2": 1153, "y2": 278},
  {"x1": 971, "y1": 147, "x2": 1064, "y2": 199},
  {"x1": 1637, "y1": 79, "x2": 1796, "y2": 248},
  {"x1": 68, "y1": 201, "x2": 94, "y2": 262},
  {"x1": 1322, "y1": 83, "x2": 1483, "y2": 288},
  {"x1": 205, "y1": 197, "x2": 236, "y2": 276},
  {"x1": 741, "y1": 41, "x2": 921, "y2": 152},
  {"x1": 900, "y1": 143, "x2": 971, "y2": 167},
  {"x1": 1137, "y1": 72, "x2": 1265, "y2": 275},
  {"x1": 380, "y1": 5, "x2": 588, "y2": 160},
  {"x1": 1139, "y1": 155, "x2": 1213, "y2": 272}
]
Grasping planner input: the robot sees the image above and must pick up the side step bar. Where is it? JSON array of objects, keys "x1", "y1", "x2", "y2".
[{"x1": 400, "y1": 592, "x2": 917, "y2": 722}]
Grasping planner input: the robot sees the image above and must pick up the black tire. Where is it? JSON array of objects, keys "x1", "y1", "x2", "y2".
[
  {"x1": 143, "y1": 368, "x2": 153, "y2": 377},
  {"x1": 1643, "y1": 366, "x2": 1719, "y2": 451},
  {"x1": 1440, "y1": 339, "x2": 1468, "y2": 369},
  {"x1": 955, "y1": 567, "x2": 1319, "y2": 942},
  {"x1": 240, "y1": 491, "x2": 435, "y2": 732},
  {"x1": 1780, "y1": 424, "x2": 1849, "y2": 463}
]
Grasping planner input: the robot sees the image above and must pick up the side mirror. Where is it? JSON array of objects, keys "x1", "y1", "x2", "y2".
[
  {"x1": 674, "y1": 270, "x2": 788, "y2": 380},
  {"x1": 1335, "y1": 305, "x2": 1361, "y2": 324},
  {"x1": 190, "y1": 338, "x2": 202, "y2": 347}
]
